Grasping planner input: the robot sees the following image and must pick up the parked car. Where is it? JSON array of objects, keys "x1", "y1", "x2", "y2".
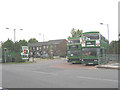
[{"x1": 40, "y1": 54, "x2": 49, "y2": 58}]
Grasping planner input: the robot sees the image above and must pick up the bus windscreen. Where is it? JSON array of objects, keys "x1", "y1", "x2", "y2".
[{"x1": 82, "y1": 34, "x2": 99, "y2": 40}]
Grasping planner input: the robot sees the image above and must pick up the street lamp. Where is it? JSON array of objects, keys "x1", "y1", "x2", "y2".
[
  {"x1": 100, "y1": 23, "x2": 109, "y2": 43},
  {"x1": 119, "y1": 33, "x2": 120, "y2": 42},
  {"x1": 6, "y1": 28, "x2": 23, "y2": 42},
  {"x1": 39, "y1": 33, "x2": 44, "y2": 42}
]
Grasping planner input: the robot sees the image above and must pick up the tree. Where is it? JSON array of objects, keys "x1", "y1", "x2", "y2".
[
  {"x1": 19, "y1": 39, "x2": 28, "y2": 46},
  {"x1": 2, "y1": 39, "x2": 14, "y2": 51},
  {"x1": 71, "y1": 28, "x2": 83, "y2": 37},
  {"x1": 28, "y1": 38, "x2": 38, "y2": 43},
  {"x1": 108, "y1": 41, "x2": 119, "y2": 54},
  {"x1": 13, "y1": 42, "x2": 21, "y2": 52}
]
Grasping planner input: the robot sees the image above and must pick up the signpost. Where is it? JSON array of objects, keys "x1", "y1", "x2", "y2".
[{"x1": 4, "y1": 48, "x2": 7, "y2": 63}]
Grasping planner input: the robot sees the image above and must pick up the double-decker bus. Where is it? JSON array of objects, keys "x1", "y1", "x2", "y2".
[
  {"x1": 21, "y1": 46, "x2": 29, "y2": 61},
  {"x1": 81, "y1": 31, "x2": 109, "y2": 65},
  {"x1": 67, "y1": 37, "x2": 82, "y2": 64}
]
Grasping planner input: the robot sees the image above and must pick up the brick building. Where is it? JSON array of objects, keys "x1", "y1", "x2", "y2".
[{"x1": 28, "y1": 39, "x2": 67, "y2": 58}]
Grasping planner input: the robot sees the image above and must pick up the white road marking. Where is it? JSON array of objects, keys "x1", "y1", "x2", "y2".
[
  {"x1": 32, "y1": 71, "x2": 57, "y2": 76},
  {"x1": 77, "y1": 76, "x2": 118, "y2": 83}
]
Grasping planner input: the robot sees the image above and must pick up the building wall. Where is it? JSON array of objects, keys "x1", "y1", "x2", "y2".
[
  {"x1": 28, "y1": 39, "x2": 67, "y2": 58},
  {"x1": 56, "y1": 40, "x2": 67, "y2": 56}
]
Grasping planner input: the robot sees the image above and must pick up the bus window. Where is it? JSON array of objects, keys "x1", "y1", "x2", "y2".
[
  {"x1": 82, "y1": 48, "x2": 98, "y2": 57},
  {"x1": 82, "y1": 34, "x2": 99, "y2": 40}
]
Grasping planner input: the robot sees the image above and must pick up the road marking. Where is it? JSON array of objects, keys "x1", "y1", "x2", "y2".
[
  {"x1": 77, "y1": 76, "x2": 118, "y2": 83},
  {"x1": 32, "y1": 71, "x2": 57, "y2": 76}
]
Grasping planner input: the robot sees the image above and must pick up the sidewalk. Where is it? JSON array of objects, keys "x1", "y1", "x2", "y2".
[{"x1": 95, "y1": 63, "x2": 120, "y2": 70}]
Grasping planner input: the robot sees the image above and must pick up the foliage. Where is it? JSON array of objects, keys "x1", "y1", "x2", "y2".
[
  {"x1": 19, "y1": 39, "x2": 28, "y2": 46},
  {"x1": 2, "y1": 39, "x2": 29, "y2": 63},
  {"x1": 108, "y1": 41, "x2": 120, "y2": 54},
  {"x1": 28, "y1": 38, "x2": 38, "y2": 43},
  {"x1": 2, "y1": 39, "x2": 14, "y2": 51},
  {"x1": 13, "y1": 42, "x2": 21, "y2": 52},
  {"x1": 71, "y1": 28, "x2": 83, "y2": 37},
  {"x1": 60, "y1": 53, "x2": 66, "y2": 57},
  {"x1": 48, "y1": 44, "x2": 56, "y2": 58}
]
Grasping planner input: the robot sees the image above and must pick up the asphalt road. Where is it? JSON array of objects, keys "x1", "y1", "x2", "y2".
[{"x1": 2, "y1": 59, "x2": 118, "y2": 88}]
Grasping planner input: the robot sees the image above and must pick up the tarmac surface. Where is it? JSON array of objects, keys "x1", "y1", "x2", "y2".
[{"x1": 2, "y1": 58, "x2": 118, "y2": 88}]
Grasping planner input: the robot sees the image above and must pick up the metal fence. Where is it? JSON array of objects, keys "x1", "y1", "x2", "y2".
[{"x1": 106, "y1": 54, "x2": 119, "y2": 63}]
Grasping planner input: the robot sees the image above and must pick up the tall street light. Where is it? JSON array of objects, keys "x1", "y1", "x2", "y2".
[
  {"x1": 39, "y1": 33, "x2": 44, "y2": 42},
  {"x1": 100, "y1": 23, "x2": 109, "y2": 43},
  {"x1": 119, "y1": 33, "x2": 120, "y2": 42},
  {"x1": 6, "y1": 28, "x2": 23, "y2": 42}
]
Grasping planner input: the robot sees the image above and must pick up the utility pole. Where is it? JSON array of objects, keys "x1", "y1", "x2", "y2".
[{"x1": 39, "y1": 33, "x2": 45, "y2": 42}]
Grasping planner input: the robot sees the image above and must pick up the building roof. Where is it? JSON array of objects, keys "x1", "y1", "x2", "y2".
[{"x1": 28, "y1": 39, "x2": 66, "y2": 47}]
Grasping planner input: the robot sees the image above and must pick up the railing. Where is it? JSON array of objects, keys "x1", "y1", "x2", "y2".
[{"x1": 106, "y1": 54, "x2": 119, "y2": 63}]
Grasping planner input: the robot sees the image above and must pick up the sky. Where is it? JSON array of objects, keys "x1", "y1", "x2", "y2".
[{"x1": 0, "y1": 0, "x2": 119, "y2": 43}]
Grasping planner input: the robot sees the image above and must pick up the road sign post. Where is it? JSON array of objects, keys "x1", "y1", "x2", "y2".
[{"x1": 4, "y1": 48, "x2": 7, "y2": 63}]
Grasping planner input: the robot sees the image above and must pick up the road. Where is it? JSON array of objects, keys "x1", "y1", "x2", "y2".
[{"x1": 2, "y1": 59, "x2": 118, "y2": 88}]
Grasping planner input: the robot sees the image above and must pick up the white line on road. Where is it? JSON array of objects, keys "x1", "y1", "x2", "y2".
[
  {"x1": 32, "y1": 71, "x2": 57, "y2": 76},
  {"x1": 77, "y1": 76, "x2": 118, "y2": 83}
]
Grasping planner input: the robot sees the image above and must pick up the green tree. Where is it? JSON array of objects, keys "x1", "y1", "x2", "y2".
[
  {"x1": 19, "y1": 39, "x2": 28, "y2": 46},
  {"x1": 71, "y1": 28, "x2": 83, "y2": 37},
  {"x1": 48, "y1": 44, "x2": 56, "y2": 59},
  {"x1": 108, "y1": 41, "x2": 119, "y2": 54},
  {"x1": 13, "y1": 42, "x2": 21, "y2": 52},
  {"x1": 28, "y1": 38, "x2": 38, "y2": 43},
  {"x1": 2, "y1": 39, "x2": 14, "y2": 51}
]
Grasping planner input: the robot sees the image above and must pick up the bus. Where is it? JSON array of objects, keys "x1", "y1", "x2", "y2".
[
  {"x1": 81, "y1": 31, "x2": 109, "y2": 65},
  {"x1": 21, "y1": 46, "x2": 29, "y2": 61},
  {"x1": 67, "y1": 37, "x2": 82, "y2": 64}
]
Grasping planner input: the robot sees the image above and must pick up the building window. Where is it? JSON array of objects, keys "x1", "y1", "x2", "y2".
[
  {"x1": 37, "y1": 47, "x2": 39, "y2": 50},
  {"x1": 33, "y1": 47, "x2": 35, "y2": 50},
  {"x1": 47, "y1": 46, "x2": 49, "y2": 48},
  {"x1": 43, "y1": 51, "x2": 46, "y2": 54},
  {"x1": 43, "y1": 46, "x2": 46, "y2": 49},
  {"x1": 54, "y1": 45, "x2": 56, "y2": 48},
  {"x1": 40, "y1": 47, "x2": 41, "y2": 50}
]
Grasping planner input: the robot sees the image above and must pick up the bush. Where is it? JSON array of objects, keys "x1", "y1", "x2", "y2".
[
  {"x1": 60, "y1": 53, "x2": 66, "y2": 58},
  {"x1": 15, "y1": 54, "x2": 22, "y2": 63}
]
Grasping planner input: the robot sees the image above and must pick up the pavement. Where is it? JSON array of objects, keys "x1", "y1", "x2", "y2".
[
  {"x1": 35, "y1": 58, "x2": 120, "y2": 70},
  {"x1": 95, "y1": 63, "x2": 120, "y2": 70}
]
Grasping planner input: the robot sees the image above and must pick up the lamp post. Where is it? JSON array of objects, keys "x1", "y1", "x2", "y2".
[
  {"x1": 119, "y1": 33, "x2": 120, "y2": 42},
  {"x1": 6, "y1": 28, "x2": 23, "y2": 42},
  {"x1": 100, "y1": 23, "x2": 109, "y2": 43},
  {"x1": 39, "y1": 33, "x2": 44, "y2": 42}
]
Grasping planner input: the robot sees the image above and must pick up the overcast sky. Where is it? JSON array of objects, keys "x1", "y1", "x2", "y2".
[{"x1": 0, "y1": 0, "x2": 119, "y2": 43}]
